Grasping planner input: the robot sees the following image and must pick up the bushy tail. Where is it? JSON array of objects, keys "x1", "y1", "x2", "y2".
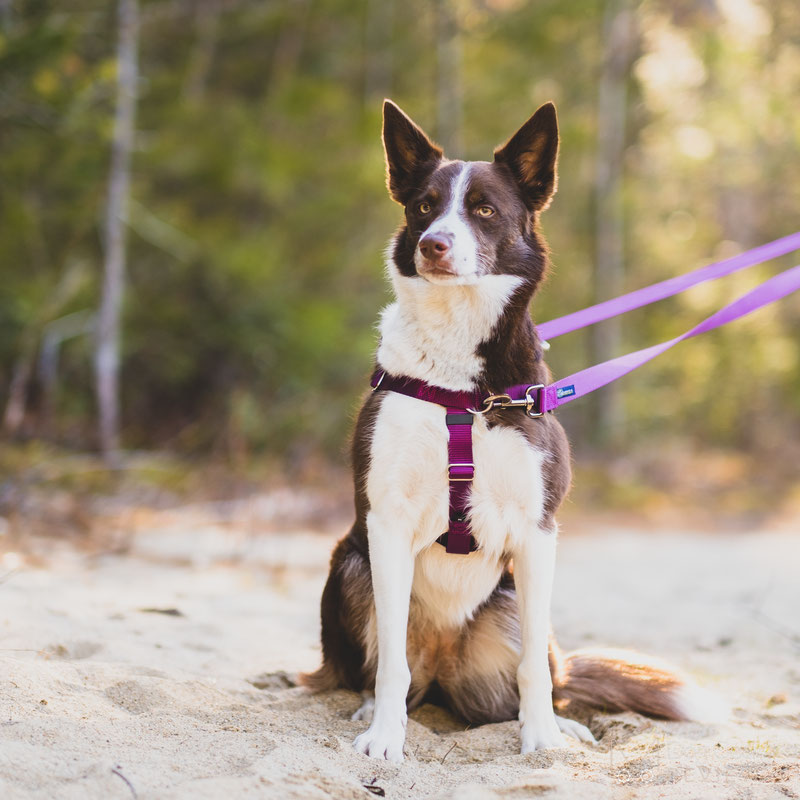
[
  {"x1": 554, "y1": 647, "x2": 726, "y2": 723},
  {"x1": 298, "y1": 661, "x2": 340, "y2": 693}
]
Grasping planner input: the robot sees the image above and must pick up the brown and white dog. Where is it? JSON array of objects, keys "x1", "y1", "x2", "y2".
[{"x1": 301, "y1": 100, "x2": 722, "y2": 762}]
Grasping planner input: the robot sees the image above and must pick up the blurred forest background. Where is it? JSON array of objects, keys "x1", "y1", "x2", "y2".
[{"x1": 1, "y1": 0, "x2": 799, "y2": 530}]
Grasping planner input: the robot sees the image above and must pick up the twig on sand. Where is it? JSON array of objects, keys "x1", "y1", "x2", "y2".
[
  {"x1": 138, "y1": 607, "x2": 184, "y2": 617},
  {"x1": 111, "y1": 766, "x2": 137, "y2": 799},
  {"x1": 0, "y1": 569, "x2": 18, "y2": 585},
  {"x1": 440, "y1": 741, "x2": 458, "y2": 764},
  {"x1": 750, "y1": 608, "x2": 800, "y2": 651},
  {"x1": 362, "y1": 777, "x2": 385, "y2": 796}
]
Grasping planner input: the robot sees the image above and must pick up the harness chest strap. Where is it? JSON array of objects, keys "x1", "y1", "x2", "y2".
[
  {"x1": 369, "y1": 371, "x2": 543, "y2": 554},
  {"x1": 369, "y1": 371, "x2": 481, "y2": 552},
  {"x1": 442, "y1": 408, "x2": 475, "y2": 554}
]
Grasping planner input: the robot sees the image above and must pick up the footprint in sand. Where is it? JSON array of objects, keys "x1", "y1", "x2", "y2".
[
  {"x1": 104, "y1": 679, "x2": 170, "y2": 715},
  {"x1": 45, "y1": 641, "x2": 102, "y2": 660}
]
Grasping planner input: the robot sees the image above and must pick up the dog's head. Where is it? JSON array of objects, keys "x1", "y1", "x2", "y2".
[{"x1": 382, "y1": 100, "x2": 558, "y2": 289}]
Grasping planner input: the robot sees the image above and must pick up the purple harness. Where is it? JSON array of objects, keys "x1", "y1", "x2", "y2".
[
  {"x1": 369, "y1": 371, "x2": 545, "y2": 553},
  {"x1": 371, "y1": 231, "x2": 800, "y2": 554}
]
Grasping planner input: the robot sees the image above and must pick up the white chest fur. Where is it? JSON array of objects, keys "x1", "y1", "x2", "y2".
[
  {"x1": 366, "y1": 391, "x2": 547, "y2": 629},
  {"x1": 376, "y1": 269, "x2": 523, "y2": 391}
]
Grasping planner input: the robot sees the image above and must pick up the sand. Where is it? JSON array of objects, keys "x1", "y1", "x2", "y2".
[{"x1": 1, "y1": 513, "x2": 798, "y2": 799}]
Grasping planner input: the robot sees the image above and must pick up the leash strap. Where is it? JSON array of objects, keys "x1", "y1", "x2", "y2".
[
  {"x1": 537, "y1": 231, "x2": 800, "y2": 341},
  {"x1": 531, "y1": 262, "x2": 800, "y2": 413},
  {"x1": 369, "y1": 234, "x2": 800, "y2": 556}
]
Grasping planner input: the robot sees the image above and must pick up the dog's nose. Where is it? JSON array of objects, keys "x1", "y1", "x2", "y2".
[{"x1": 419, "y1": 233, "x2": 453, "y2": 261}]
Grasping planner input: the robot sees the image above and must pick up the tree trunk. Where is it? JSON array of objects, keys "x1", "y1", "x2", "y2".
[
  {"x1": 2, "y1": 357, "x2": 33, "y2": 434},
  {"x1": 3, "y1": 260, "x2": 89, "y2": 437},
  {"x1": 39, "y1": 311, "x2": 96, "y2": 437},
  {"x1": 183, "y1": 0, "x2": 220, "y2": 102},
  {"x1": 96, "y1": 0, "x2": 138, "y2": 462},
  {"x1": 590, "y1": 0, "x2": 636, "y2": 448}
]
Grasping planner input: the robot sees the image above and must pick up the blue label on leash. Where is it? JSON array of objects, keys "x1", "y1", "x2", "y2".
[{"x1": 556, "y1": 385, "x2": 576, "y2": 399}]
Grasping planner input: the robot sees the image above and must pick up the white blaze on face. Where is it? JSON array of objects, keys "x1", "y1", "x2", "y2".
[{"x1": 414, "y1": 163, "x2": 480, "y2": 283}]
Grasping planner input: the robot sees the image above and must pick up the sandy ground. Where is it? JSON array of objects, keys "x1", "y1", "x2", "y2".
[{"x1": 1, "y1": 515, "x2": 799, "y2": 800}]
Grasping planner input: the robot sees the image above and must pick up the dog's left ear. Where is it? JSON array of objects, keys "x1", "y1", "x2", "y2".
[{"x1": 493, "y1": 102, "x2": 559, "y2": 212}]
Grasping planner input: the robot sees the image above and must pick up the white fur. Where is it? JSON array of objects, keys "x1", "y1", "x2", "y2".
[
  {"x1": 673, "y1": 683, "x2": 729, "y2": 724},
  {"x1": 513, "y1": 525, "x2": 564, "y2": 752},
  {"x1": 377, "y1": 266, "x2": 522, "y2": 391},
  {"x1": 413, "y1": 163, "x2": 480, "y2": 283},
  {"x1": 353, "y1": 508, "x2": 415, "y2": 762},
  {"x1": 556, "y1": 715, "x2": 597, "y2": 744},
  {"x1": 411, "y1": 543, "x2": 504, "y2": 631},
  {"x1": 351, "y1": 691, "x2": 375, "y2": 722}
]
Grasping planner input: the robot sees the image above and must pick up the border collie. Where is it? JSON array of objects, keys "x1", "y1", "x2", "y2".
[{"x1": 301, "y1": 100, "x2": 721, "y2": 762}]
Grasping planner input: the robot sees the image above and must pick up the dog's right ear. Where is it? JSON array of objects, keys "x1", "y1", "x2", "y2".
[{"x1": 382, "y1": 100, "x2": 443, "y2": 205}]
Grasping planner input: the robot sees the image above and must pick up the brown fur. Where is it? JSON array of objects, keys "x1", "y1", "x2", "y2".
[{"x1": 554, "y1": 651, "x2": 688, "y2": 719}]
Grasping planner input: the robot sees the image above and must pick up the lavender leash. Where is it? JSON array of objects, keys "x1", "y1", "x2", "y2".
[
  {"x1": 371, "y1": 234, "x2": 800, "y2": 555},
  {"x1": 537, "y1": 231, "x2": 800, "y2": 341},
  {"x1": 536, "y1": 262, "x2": 800, "y2": 412}
]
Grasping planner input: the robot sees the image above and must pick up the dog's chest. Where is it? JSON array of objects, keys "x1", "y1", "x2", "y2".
[
  {"x1": 367, "y1": 392, "x2": 547, "y2": 627},
  {"x1": 368, "y1": 389, "x2": 546, "y2": 572}
]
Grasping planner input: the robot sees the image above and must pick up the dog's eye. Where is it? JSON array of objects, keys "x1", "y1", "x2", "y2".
[
  {"x1": 476, "y1": 205, "x2": 495, "y2": 218},
  {"x1": 417, "y1": 202, "x2": 432, "y2": 215}
]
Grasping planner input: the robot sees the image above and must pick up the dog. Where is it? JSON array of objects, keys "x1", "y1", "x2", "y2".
[{"x1": 301, "y1": 100, "x2": 722, "y2": 762}]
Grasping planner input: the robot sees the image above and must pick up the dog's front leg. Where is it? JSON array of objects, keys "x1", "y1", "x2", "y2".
[
  {"x1": 353, "y1": 510, "x2": 414, "y2": 762},
  {"x1": 513, "y1": 526, "x2": 565, "y2": 752}
]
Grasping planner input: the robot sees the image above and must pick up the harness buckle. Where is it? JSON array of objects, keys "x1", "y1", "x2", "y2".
[
  {"x1": 448, "y1": 462, "x2": 475, "y2": 481},
  {"x1": 524, "y1": 384, "x2": 545, "y2": 418},
  {"x1": 469, "y1": 393, "x2": 513, "y2": 415},
  {"x1": 469, "y1": 387, "x2": 546, "y2": 417},
  {"x1": 371, "y1": 371, "x2": 386, "y2": 392}
]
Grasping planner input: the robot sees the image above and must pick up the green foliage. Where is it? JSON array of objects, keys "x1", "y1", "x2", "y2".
[{"x1": 1, "y1": 0, "x2": 798, "y2": 471}]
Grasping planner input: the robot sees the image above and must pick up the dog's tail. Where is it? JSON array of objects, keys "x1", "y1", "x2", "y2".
[
  {"x1": 298, "y1": 661, "x2": 340, "y2": 692},
  {"x1": 553, "y1": 646, "x2": 726, "y2": 722}
]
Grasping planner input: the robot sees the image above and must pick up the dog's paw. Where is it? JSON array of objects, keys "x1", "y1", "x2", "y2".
[
  {"x1": 351, "y1": 694, "x2": 375, "y2": 723},
  {"x1": 520, "y1": 717, "x2": 567, "y2": 753},
  {"x1": 555, "y1": 714, "x2": 597, "y2": 744},
  {"x1": 353, "y1": 717, "x2": 406, "y2": 762}
]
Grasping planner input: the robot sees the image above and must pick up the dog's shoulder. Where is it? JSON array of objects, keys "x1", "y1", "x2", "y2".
[{"x1": 498, "y1": 413, "x2": 571, "y2": 526}]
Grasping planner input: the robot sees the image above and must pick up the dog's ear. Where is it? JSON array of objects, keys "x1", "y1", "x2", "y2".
[
  {"x1": 493, "y1": 102, "x2": 559, "y2": 212},
  {"x1": 382, "y1": 100, "x2": 443, "y2": 205}
]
